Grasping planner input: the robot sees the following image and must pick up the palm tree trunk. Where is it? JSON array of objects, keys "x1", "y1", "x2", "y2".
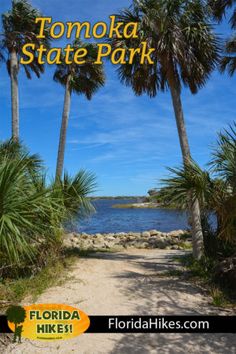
[
  {"x1": 10, "y1": 50, "x2": 19, "y2": 142},
  {"x1": 55, "y1": 75, "x2": 72, "y2": 180},
  {"x1": 168, "y1": 77, "x2": 204, "y2": 260}
]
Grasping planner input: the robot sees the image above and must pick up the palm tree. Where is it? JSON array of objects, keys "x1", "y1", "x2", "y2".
[
  {"x1": 1, "y1": 0, "x2": 50, "y2": 141},
  {"x1": 220, "y1": 36, "x2": 236, "y2": 76},
  {"x1": 209, "y1": 0, "x2": 236, "y2": 76},
  {"x1": 161, "y1": 123, "x2": 236, "y2": 251},
  {"x1": 209, "y1": 0, "x2": 236, "y2": 28},
  {"x1": 211, "y1": 123, "x2": 236, "y2": 192},
  {"x1": 54, "y1": 40, "x2": 105, "y2": 180},
  {"x1": 110, "y1": 0, "x2": 220, "y2": 259}
]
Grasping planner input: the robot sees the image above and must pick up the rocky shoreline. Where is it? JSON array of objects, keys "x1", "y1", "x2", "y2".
[{"x1": 63, "y1": 229, "x2": 191, "y2": 251}]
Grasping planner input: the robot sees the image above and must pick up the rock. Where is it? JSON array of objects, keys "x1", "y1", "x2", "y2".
[
  {"x1": 103, "y1": 241, "x2": 114, "y2": 249},
  {"x1": 149, "y1": 230, "x2": 159, "y2": 236},
  {"x1": 80, "y1": 233, "x2": 90, "y2": 239},
  {"x1": 168, "y1": 230, "x2": 186, "y2": 237},
  {"x1": 63, "y1": 229, "x2": 185, "y2": 252},
  {"x1": 156, "y1": 239, "x2": 168, "y2": 249},
  {"x1": 107, "y1": 233, "x2": 115, "y2": 238},
  {"x1": 106, "y1": 236, "x2": 116, "y2": 241},
  {"x1": 171, "y1": 245, "x2": 180, "y2": 250},
  {"x1": 92, "y1": 242, "x2": 106, "y2": 250},
  {"x1": 133, "y1": 241, "x2": 149, "y2": 249},
  {"x1": 64, "y1": 233, "x2": 74, "y2": 240},
  {"x1": 142, "y1": 231, "x2": 150, "y2": 238},
  {"x1": 128, "y1": 232, "x2": 141, "y2": 238},
  {"x1": 161, "y1": 233, "x2": 168, "y2": 237},
  {"x1": 148, "y1": 237, "x2": 159, "y2": 244},
  {"x1": 126, "y1": 236, "x2": 136, "y2": 242},
  {"x1": 95, "y1": 233, "x2": 103, "y2": 238},
  {"x1": 63, "y1": 239, "x2": 73, "y2": 248}
]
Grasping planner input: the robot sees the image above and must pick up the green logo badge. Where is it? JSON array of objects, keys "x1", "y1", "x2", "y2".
[{"x1": 6, "y1": 305, "x2": 26, "y2": 343}]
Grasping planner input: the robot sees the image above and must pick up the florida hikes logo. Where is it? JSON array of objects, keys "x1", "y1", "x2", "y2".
[
  {"x1": 6, "y1": 305, "x2": 26, "y2": 343},
  {"x1": 6, "y1": 304, "x2": 90, "y2": 342}
]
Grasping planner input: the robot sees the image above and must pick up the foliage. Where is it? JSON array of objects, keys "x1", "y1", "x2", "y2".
[
  {"x1": 0, "y1": 140, "x2": 96, "y2": 267},
  {"x1": 220, "y1": 35, "x2": 236, "y2": 76},
  {"x1": 209, "y1": 0, "x2": 236, "y2": 29},
  {"x1": 177, "y1": 254, "x2": 235, "y2": 305},
  {"x1": 54, "y1": 171, "x2": 96, "y2": 219},
  {"x1": 1, "y1": 0, "x2": 50, "y2": 78},
  {"x1": 178, "y1": 254, "x2": 215, "y2": 279},
  {"x1": 54, "y1": 39, "x2": 105, "y2": 99},
  {"x1": 161, "y1": 123, "x2": 236, "y2": 254},
  {"x1": 209, "y1": 0, "x2": 236, "y2": 77},
  {"x1": 0, "y1": 254, "x2": 76, "y2": 303},
  {"x1": 210, "y1": 123, "x2": 236, "y2": 190},
  {"x1": 110, "y1": 0, "x2": 220, "y2": 97},
  {"x1": 161, "y1": 160, "x2": 212, "y2": 209}
]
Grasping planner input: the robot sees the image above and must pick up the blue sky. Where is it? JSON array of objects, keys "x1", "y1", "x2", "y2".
[{"x1": 0, "y1": 0, "x2": 236, "y2": 196}]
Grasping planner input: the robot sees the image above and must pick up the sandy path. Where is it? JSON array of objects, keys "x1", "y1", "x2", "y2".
[{"x1": 5, "y1": 249, "x2": 236, "y2": 354}]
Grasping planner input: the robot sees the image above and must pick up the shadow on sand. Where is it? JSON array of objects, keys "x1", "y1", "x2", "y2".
[{"x1": 87, "y1": 250, "x2": 236, "y2": 354}]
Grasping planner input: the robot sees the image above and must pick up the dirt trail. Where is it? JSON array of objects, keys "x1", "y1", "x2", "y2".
[{"x1": 5, "y1": 249, "x2": 236, "y2": 354}]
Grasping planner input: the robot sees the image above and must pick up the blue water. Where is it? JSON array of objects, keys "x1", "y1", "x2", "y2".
[{"x1": 71, "y1": 199, "x2": 188, "y2": 234}]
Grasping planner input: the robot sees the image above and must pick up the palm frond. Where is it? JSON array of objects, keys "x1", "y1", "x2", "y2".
[
  {"x1": 161, "y1": 160, "x2": 212, "y2": 209},
  {"x1": 2, "y1": 0, "x2": 51, "y2": 79},
  {"x1": 110, "y1": 0, "x2": 220, "y2": 97},
  {"x1": 53, "y1": 170, "x2": 97, "y2": 219},
  {"x1": 208, "y1": 0, "x2": 236, "y2": 29},
  {"x1": 210, "y1": 122, "x2": 236, "y2": 191},
  {"x1": 220, "y1": 35, "x2": 236, "y2": 75},
  {"x1": 53, "y1": 41, "x2": 105, "y2": 98},
  {"x1": 0, "y1": 140, "x2": 97, "y2": 265}
]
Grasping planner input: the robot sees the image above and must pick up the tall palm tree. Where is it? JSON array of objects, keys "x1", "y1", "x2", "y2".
[
  {"x1": 54, "y1": 40, "x2": 105, "y2": 180},
  {"x1": 1, "y1": 0, "x2": 50, "y2": 142},
  {"x1": 110, "y1": 0, "x2": 220, "y2": 259}
]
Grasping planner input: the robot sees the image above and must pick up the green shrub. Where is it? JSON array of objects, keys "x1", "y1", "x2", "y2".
[{"x1": 0, "y1": 140, "x2": 96, "y2": 272}]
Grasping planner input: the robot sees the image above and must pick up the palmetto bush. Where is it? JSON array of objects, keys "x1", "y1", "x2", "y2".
[
  {"x1": 0, "y1": 140, "x2": 96, "y2": 268},
  {"x1": 161, "y1": 123, "x2": 236, "y2": 256}
]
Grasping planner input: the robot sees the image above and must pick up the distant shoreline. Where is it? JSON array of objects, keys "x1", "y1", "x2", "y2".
[
  {"x1": 90, "y1": 196, "x2": 146, "y2": 200},
  {"x1": 112, "y1": 202, "x2": 160, "y2": 209}
]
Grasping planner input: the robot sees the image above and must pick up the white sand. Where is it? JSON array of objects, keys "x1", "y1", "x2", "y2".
[{"x1": 5, "y1": 249, "x2": 236, "y2": 354}]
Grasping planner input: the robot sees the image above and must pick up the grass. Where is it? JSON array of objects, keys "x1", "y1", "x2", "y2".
[
  {"x1": 0, "y1": 247, "x2": 116, "y2": 309},
  {"x1": 178, "y1": 241, "x2": 192, "y2": 250},
  {"x1": 64, "y1": 247, "x2": 118, "y2": 257},
  {"x1": 164, "y1": 269, "x2": 184, "y2": 277},
  {"x1": 210, "y1": 288, "x2": 228, "y2": 307},
  {"x1": 175, "y1": 254, "x2": 236, "y2": 307},
  {"x1": 0, "y1": 256, "x2": 75, "y2": 306}
]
